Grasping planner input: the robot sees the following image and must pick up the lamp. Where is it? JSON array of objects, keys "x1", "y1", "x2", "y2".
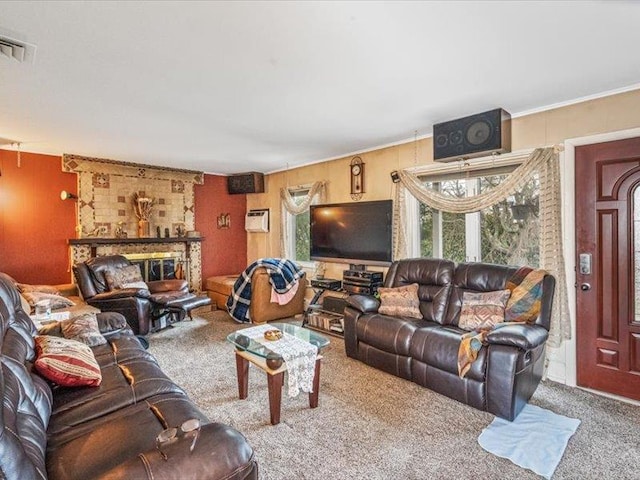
[{"x1": 60, "y1": 190, "x2": 78, "y2": 201}]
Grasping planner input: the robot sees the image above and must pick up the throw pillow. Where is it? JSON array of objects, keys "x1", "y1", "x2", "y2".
[
  {"x1": 505, "y1": 267, "x2": 547, "y2": 323},
  {"x1": 61, "y1": 313, "x2": 107, "y2": 347},
  {"x1": 378, "y1": 283, "x2": 422, "y2": 319},
  {"x1": 17, "y1": 283, "x2": 60, "y2": 295},
  {"x1": 34, "y1": 335, "x2": 102, "y2": 387},
  {"x1": 458, "y1": 289, "x2": 511, "y2": 331},
  {"x1": 104, "y1": 265, "x2": 144, "y2": 290},
  {"x1": 19, "y1": 293, "x2": 32, "y2": 314},
  {"x1": 22, "y1": 291, "x2": 75, "y2": 310}
]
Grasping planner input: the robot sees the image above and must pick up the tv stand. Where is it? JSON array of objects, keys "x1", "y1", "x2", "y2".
[{"x1": 302, "y1": 281, "x2": 347, "y2": 337}]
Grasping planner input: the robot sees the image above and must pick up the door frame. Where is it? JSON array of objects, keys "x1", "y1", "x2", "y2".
[{"x1": 554, "y1": 126, "x2": 640, "y2": 402}]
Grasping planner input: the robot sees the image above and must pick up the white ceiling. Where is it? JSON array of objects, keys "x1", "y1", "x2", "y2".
[{"x1": 1, "y1": 1, "x2": 639, "y2": 175}]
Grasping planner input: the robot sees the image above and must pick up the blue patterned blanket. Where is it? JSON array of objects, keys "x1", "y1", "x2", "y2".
[{"x1": 226, "y1": 258, "x2": 304, "y2": 323}]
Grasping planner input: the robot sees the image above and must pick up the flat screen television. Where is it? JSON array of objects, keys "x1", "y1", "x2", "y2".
[{"x1": 310, "y1": 200, "x2": 393, "y2": 267}]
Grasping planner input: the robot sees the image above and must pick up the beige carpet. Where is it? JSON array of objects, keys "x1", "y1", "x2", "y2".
[{"x1": 149, "y1": 310, "x2": 640, "y2": 480}]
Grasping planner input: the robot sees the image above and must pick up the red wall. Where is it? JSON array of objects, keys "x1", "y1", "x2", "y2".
[
  {"x1": 0, "y1": 150, "x2": 77, "y2": 284},
  {"x1": 195, "y1": 175, "x2": 247, "y2": 279},
  {"x1": 0, "y1": 149, "x2": 248, "y2": 286}
]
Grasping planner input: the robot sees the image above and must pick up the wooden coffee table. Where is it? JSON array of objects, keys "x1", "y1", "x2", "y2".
[{"x1": 226, "y1": 323, "x2": 330, "y2": 425}]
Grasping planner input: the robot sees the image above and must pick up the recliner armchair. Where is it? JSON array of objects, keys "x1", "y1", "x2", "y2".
[{"x1": 73, "y1": 255, "x2": 208, "y2": 335}]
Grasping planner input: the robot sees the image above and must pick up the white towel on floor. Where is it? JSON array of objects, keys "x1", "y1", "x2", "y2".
[{"x1": 478, "y1": 404, "x2": 580, "y2": 479}]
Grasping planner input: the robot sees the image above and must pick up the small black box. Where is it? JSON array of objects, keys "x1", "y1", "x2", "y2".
[
  {"x1": 343, "y1": 270, "x2": 384, "y2": 283},
  {"x1": 310, "y1": 278, "x2": 342, "y2": 291},
  {"x1": 342, "y1": 282, "x2": 382, "y2": 295}
]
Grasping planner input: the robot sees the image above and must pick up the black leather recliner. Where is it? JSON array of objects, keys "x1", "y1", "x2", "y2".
[
  {"x1": 73, "y1": 255, "x2": 210, "y2": 335},
  {"x1": 344, "y1": 258, "x2": 555, "y2": 421}
]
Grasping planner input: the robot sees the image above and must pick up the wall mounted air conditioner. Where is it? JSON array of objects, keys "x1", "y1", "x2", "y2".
[{"x1": 245, "y1": 209, "x2": 269, "y2": 233}]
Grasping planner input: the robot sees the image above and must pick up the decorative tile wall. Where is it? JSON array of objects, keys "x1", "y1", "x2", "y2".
[
  {"x1": 63, "y1": 154, "x2": 204, "y2": 237},
  {"x1": 63, "y1": 154, "x2": 206, "y2": 291}
]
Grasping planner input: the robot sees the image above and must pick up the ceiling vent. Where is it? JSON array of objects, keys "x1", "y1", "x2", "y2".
[{"x1": 0, "y1": 35, "x2": 36, "y2": 64}]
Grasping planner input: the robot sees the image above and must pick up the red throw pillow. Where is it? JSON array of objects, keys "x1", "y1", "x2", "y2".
[{"x1": 34, "y1": 336, "x2": 102, "y2": 387}]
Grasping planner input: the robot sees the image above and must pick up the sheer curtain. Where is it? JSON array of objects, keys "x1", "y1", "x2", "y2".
[
  {"x1": 392, "y1": 147, "x2": 570, "y2": 347},
  {"x1": 279, "y1": 181, "x2": 325, "y2": 258}
]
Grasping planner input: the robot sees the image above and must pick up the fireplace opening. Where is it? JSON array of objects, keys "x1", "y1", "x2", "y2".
[{"x1": 122, "y1": 252, "x2": 187, "y2": 283}]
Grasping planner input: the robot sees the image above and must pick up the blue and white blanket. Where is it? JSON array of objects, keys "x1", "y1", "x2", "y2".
[{"x1": 226, "y1": 258, "x2": 304, "y2": 323}]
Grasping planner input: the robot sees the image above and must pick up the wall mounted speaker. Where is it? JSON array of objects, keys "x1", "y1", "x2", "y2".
[
  {"x1": 227, "y1": 172, "x2": 265, "y2": 194},
  {"x1": 433, "y1": 108, "x2": 511, "y2": 162}
]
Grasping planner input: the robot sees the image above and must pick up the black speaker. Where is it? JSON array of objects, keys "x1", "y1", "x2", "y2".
[
  {"x1": 322, "y1": 295, "x2": 347, "y2": 315},
  {"x1": 227, "y1": 172, "x2": 265, "y2": 194},
  {"x1": 433, "y1": 108, "x2": 511, "y2": 162}
]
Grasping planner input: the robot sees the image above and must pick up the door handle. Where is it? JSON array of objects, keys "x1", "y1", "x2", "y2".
[{"x1": 580, "y1": 283, "x2": 591, "y2": 291}]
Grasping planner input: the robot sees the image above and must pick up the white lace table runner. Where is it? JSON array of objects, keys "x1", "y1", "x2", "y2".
[{"x1": 239, "y1": 324, "x2": 318, "y2": 397}]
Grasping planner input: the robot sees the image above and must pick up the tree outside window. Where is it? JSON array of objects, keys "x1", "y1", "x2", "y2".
[
  {"x1": 288, "y1": 189, "x2": 311, "y2": 263},
  {"x1": 295, "y1": 209, "x2": 310, "y2": 262},
  {"x1": 419, "y1": 170, "x2": 540, "y2": 266}
]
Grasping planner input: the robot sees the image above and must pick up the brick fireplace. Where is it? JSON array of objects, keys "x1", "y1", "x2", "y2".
[
  {"x1": 69, "y1": 237, "x2": 203, "y2": 292},
  {"x1": 64, "y1": 154, "x2": 205, "y2": 291}
]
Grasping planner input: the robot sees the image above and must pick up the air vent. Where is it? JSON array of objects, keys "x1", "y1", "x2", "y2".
[{"x1": 0, "y1": 35, "x2": 36, "y2": 64}]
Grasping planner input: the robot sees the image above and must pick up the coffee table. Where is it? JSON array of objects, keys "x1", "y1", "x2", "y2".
[{"x1": 226, "y1": 322, "x2": 330, "y2": 425}]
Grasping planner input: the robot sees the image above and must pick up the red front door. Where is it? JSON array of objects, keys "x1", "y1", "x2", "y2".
[{"x1": 575, "y1": 137, "x2": 640, "y2": 400}]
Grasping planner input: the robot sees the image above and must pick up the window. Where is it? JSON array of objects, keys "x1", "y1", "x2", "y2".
[
  {"x1": 286, "y1": 189, "x2": 312, "y2": 263},
  {"x1": 417, "y1": 166, "x2": 540, "y2": 266}
]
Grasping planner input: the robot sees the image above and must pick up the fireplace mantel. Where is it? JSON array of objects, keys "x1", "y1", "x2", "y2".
[
  {"x1": 69, "y1": 237, "x2": 203, "y2": 258},
  {"x1": 69, "y1": 237, "x2": 202, "y2": 246},
  {"x1": 68, "y1": 237, "x2": 204, "y2": 291}
]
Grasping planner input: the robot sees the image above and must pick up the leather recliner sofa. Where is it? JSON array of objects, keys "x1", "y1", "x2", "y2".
[
  {"x1": 0, "y1": 272, "x2": 257, "y2": 480},
  {"x1": 344, "y1": 258, "x2": 555, "y2": 421},
  {"x1": 74, "y1": 255, "x2": 209, "y2": 335}
]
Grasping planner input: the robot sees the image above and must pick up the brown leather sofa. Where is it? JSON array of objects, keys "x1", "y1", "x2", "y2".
[
  {"x1": 344, "y1": 258, "x2": 555, "y2": 421},
  {"x1": 74, "y1": 255, "x2": 210, "y2": 335},
  {"x1": 0, "y1": 272, "x2": 257, "y2": 480}
]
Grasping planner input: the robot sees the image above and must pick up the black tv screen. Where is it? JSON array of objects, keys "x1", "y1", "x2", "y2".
[{"x1": 310, "y1": 200, "x2": 393, "y2": 266}]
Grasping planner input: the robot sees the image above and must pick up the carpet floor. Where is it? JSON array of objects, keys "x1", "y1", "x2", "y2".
[{"x1": 149, "y1": 310, "x2": 640, "y2": 480}]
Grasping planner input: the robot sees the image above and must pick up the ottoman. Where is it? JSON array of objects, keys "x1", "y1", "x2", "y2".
[{"x1": 206, "y1": 274, "x2": 240, "y2": 309}]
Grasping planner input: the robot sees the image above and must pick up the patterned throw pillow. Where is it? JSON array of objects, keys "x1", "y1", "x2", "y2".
[
  {"x1": 378, "y1": 283, "x2": 422, "y2": 319},
  {"x1": 104, "y1": 265, "x2": 145, "y2": 290},
  {"x1": 17, "y1": 283, "x2": 61, "y2": 295},
  {"x1": 505, "y1": 267, "x2": 547, "y2": 323},
  {"x1": 458, "y1": 290, "x2": 511, "y2": 331},
  {"x1": 61, "y1": 313, "x2": 106, "y2": 347},
  {"x1": 21, "y1": 291, "x2": 75, "y2": 310},
  {"x1": 34, "y1": 336, "x2": 102, "y2": 387}
]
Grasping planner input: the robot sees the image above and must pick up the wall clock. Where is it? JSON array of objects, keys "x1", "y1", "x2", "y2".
[{"x1": 350, "y1": 156, "x2": 365, "y2": 200}]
